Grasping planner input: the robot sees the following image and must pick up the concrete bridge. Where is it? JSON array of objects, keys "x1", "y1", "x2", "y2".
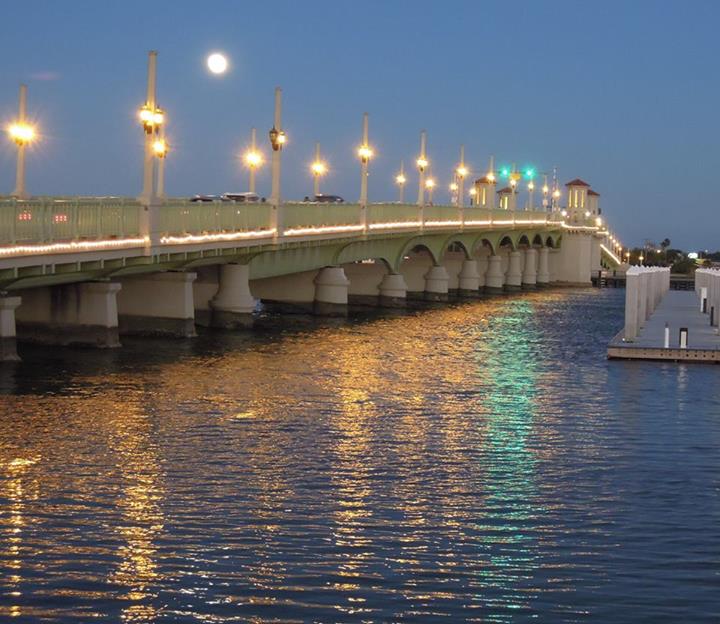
[{"x1": 0, "y1": 189, "x2": 620, "y2": 360}]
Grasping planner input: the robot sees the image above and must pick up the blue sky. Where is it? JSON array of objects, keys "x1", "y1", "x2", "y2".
[{"x1": 1, "y1": 0, "x2": 718, "y2": 250}]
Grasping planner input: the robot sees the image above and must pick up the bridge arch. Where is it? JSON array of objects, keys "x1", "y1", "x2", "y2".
[
  {"x1": 393, "y1": 235, "x2": 444, "y2": 271},
  {"x1": 532, "y1": 233, "x2": 544, "y2": 247},
  {"x1": 498, "y1": 234, "x2": 516, "y2": 251}
]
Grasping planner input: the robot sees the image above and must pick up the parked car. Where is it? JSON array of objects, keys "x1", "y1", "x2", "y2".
[
  {"x1": 189, "y1": 194, "x2": 222, "y2": 202},
  {"x1": 312, "y1": 194, "x2": 344, "y2": 203},
  {"x1": 222, "y1": 192, "x2": 262, "y2": 203}
]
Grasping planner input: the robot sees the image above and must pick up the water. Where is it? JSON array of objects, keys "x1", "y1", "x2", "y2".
[{"x1": 1, "y1": 289, "x2": 719, "y2": 623}]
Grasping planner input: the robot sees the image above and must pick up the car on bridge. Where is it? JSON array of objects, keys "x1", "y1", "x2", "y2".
[
  {"x1": 303, "y1": 194, "x2": 344, "y2": 203},
  {"x1": 189, "y1": 194, "x2": 223, "y2": 202},
  {"x1": 222, "y1": 192, "x2": 263, "y2": 203}
]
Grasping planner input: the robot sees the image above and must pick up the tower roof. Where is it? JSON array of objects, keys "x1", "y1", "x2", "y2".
[
  {"x1": 587, "y1": 189, "x2": 600, "y2": 196},
  {"x1": 497, "y1": 186, "x2": 513, "y2": 194},
  {"x1": 475, "y1": 175, "x2": 496, "y2": 184},
  {"x1": 565, "y1": 178, "x2": 591, "y2": 187}
]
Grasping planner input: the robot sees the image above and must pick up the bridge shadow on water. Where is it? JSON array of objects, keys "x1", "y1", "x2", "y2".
[{"x1": 0, "y1": 288, "x2": 604, "y2": 397}]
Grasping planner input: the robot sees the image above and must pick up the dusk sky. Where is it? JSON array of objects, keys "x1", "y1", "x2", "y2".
[{"x1": 1, "y1": 0, "x2": 718, "y2": 250}]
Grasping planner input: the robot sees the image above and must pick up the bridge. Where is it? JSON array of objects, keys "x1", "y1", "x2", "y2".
[
  {"x1": 0, "y1": 58, "x2": 622, "y2": 361},
  {"x1": 0, "y1": 187, "x2": 620, "y2": 361}
]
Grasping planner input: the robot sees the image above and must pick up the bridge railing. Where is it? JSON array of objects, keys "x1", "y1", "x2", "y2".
[
  {"x1": 0, "y1": 197, "x2": 569, "y2": 255},
  {"x1": 0, "y1": 198, "x2": 141, "y2": 245},
  {"x1": 159, "y1": 202, "x2": 273, "y2": 236}
]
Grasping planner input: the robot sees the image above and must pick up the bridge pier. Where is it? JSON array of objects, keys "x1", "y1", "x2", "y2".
[
  {"x1": 522, "y1": 248, "x2": 538, "y2": 289},
  {"x1": 344, "y1": 261, "x2": 387, "y2": 308},
  {"x1": 314, "y1": 266, "x2": 349, "y2": 316},
  {"x1": 476, "y1": 255, "x2": 488, "y2": 293},
  {"x1": 424, "y1": 265, "x2": 450, "y2": 301},
  {"x1": 209, "y1": 264, "x2": 256, "y2": 328},
  {"x1": 16, "y1": 282, "x2": 122, "y2": 347},
  {"x1": 458, "y1": 259, "x2": 481, "y2": 297},
  {"x1": 485, "y1": 255, "x2": 505, "y2": 293},
  {"x1": 118, "y1": 272, "x2": 197, "y2": 337},
  {"x1": 537, "y1": 247, "x2": 550, "y2": 285},
  {"x1": 0, "y1": 296, "x2": 21, "y2": 361},
  {"x1": 378, "y1": 273, "x2": 408, "y2": 308},
  {"x1": 505, "y1": 250, "x2": 523, "y2": 291}
]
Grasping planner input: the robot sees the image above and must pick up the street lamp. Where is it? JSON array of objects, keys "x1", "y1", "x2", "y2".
[
  {"x1": 311, "y1": 142, "x2": 327, "y2": 196},
  {"x1": 416, "y1": 130, "x2": 428, "y2": 206},
  {"x1": 395, "y1": 161, "x2": 406, "y2": 203},
  {"x1": 455, "y1": 145, "x2": 468, "y2": 207},
  {"x1": 469, "y1": 187, "x2": 477, "y2": 206},
  {"x1": 425, "y1": 177, "x2": 436, "y2": 204},
  {"x1": 7, "y1": 84, "x2": 36, "y2": 199},
  {"x1": 138, "y1": 50, "x2": 165, "y2": 204},
  {"x1": 357, "y1": 112, "x2": 372, "y2": 207},
  {"x1": 527, "y1": 180, "x2": 535, "y2": 211},
  {"x1": 243, "y1": 128, "x2": 264, "y2": 194},
  {"x1": 268, "y1": 87, "x2": 285, "y2": 212}
]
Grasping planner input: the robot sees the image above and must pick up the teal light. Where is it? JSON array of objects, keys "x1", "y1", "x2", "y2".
[
  {"x1": 500, "y1": 167, "x2": 510, "y2": 178},
  {"x1": 524, "y1": 168, "x2": 535, "y2": 179}
]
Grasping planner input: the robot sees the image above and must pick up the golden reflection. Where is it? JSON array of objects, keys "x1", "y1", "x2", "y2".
[
  {"x1": 0, "y1": 454, "x2": 40, "y2": 620},
  {"x1": 107, "y1": 394, "x2": 165, "y2": 623}
]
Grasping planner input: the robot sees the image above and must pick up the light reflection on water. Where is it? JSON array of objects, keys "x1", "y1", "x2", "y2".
[{"x1": 1, "y1": 289, "x2": 720, "y2": 622}]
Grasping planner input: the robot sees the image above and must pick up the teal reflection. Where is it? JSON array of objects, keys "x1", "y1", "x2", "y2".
[{"x1": 474, "y1": 299, "x2": 542, "y2": 621}]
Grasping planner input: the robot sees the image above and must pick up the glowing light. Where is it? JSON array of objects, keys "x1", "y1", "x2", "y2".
[
  {"x1": 139, "y1": 107, "x2": 153, "y2": 123},
  {"x1": 600, "y1": 243, "x2": 621, "y2": 264},
  {"x1": 244, "y1": 150, "x2": 263, "y2": 168},
  {"x1": 528, "y1": 181, "x2": 535, "y2": 191},
  {"x1": 425, "y1": 178, "x2": 436, "y2": 189},
  {"x1": 561, "y1": 209, "x2": 568, "y2": 217},
  {"x1": 500, "y1": 167, "x2": 510, "y2": 177},
  {"x1": 596, "y1": 217, "x2": 603, "y2": 226},
  {"x1": 207, "y1": 53, "x2": 228, "y2": 75},
  {"x1": 152, "y1": 139, "x2": 167, "y2": 157},
  {"x1": 358, "y1": 145, "x2": 373, "y2": 162},
  {"x1": 487, "y1": 172, "x2": 496, "y2": 182},
  {"x1": 395, "y1": 174, "x2": 406, "y2": 185},
  {"x1": 277, "y1": 133, "x2": 286, "y2": 145},
  {"x1": 469, "y1": 188, "x2": 477, "y2": 196},
  {"x1": 161, "y1": 229, "x2": 276, "y2": 245},
  {"x1": 585, "y1": 210, "x2": 591, "y2": 217},
  {"x1": 553, "y1": 189, "x2": 561, "y2": 198},
  {"x1": 0, "y1": 237, "x2": 148, "y2": 257},
  {"x1": 8, "y1": 123, "x2": 35, "y2": 145},
  {"x1": 449, "y1": 182, "x2": 458, "y2": 191},
  {"x1": 311, "y1": 161, "x2": 327, "y2": 175},
  {"x1": 456, "y1": 165, "x2": 468, "y2": 178},
  {"x1": 152, "y1": 109, "x2": 164, "y2": 125},
  {"x1": 542, "y1": 185, "x2": 549, "y2": 193},
  {"x1": 525, "y1": 168, "x2": 535, "y2": 178},
  {"x1": 416, "y1": 157, "x2": 428, "y2": 170}
]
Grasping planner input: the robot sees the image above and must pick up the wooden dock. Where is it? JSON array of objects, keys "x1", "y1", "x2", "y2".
[{"x1": 608, "y1": 290, "x2": 720, "y2": 362}]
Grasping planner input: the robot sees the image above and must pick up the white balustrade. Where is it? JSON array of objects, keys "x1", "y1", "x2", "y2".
[{"x1": 623, "y1": 266, "x2": 670, "y2": 341}]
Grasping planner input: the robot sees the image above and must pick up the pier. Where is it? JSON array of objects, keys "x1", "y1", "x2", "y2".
[{"x1": 608, "y1": 267, "x2": 720, "y2": 362}]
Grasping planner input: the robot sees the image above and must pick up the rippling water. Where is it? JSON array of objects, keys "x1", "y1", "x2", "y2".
[{"x1": 1, "y1": 288, "x2": 719, "y2": 623}]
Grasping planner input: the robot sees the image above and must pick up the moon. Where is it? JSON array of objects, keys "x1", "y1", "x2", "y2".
[{"x1": 206, "y1": 53, "x2": 228, "y2": 75}]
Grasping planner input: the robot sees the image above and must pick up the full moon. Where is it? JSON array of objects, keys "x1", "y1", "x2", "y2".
[{"x1": 206, "y1": 53, "x2": 228, "y2": 75}]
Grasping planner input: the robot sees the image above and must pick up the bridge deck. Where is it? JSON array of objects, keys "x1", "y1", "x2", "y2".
[{"x1": 608, "y1": 290, "x2": 720, "y2": 362}]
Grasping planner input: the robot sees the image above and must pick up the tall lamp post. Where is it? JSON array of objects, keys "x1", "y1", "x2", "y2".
[
  {"x1": 395, "y1": 161, "x2": 406, "y2": 203},
  {"x1": 456, "y1": 145, "x2": 468, "y2": 208},
  {"x1": 416, "y1": 130, "x2": 428, "y2": 206},
  {"x1": 425, "y1": 176, "x2": 436, "y2": 205},
  {"x1": 358, "y1": 113, "x2": 372, "y2": 205},
  {"x1": 243, "y1": 128, "x2": 263, "y2": 194},
  {"x1": 269, "y1": 87, "x2": 286, "y2": 233},
  {"x1": 8, "y1": 84, "x2": 35, "y2": 199},
  {"x1": 138, "y1": 50, "x2": 164, "y2": 204},
  {"x1": 311, "y1": 142, "x2": 327, "y2": 197}
]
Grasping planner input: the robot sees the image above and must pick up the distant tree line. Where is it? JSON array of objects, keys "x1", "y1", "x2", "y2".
[{"x1": 623, "y1": 238, "x2": 714, "y2": 274}]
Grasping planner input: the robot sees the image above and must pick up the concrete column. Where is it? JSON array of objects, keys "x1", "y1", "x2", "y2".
[
  {"x1": 314, "y1": 266, "x2": 349, "y2": 316},
  {"x1": 476, "y1": 255, "x2": 488, "y2": 291},
  {"x1": 522, "y1": 248, "x2": 538, "y2": 288},
  {"x1": 638, "y1": 273, "x2": 648, "y2": 327},
  {"x1": 378, "y1": 272, "x2": 408, "y2": 308},
  {"x1": 458, "y1": 259, "x2": 481, "y2": 296},
  {"x1": 624, "y1": 269, "x2": 639, "y2": 341},
  {"x1": 16, "y1": 283, "x2": 122, "y2": 347},
  {"x1": 485, "y1": 255, "x2": 505, "y2": 293},
  {"x1": 118, "y1": 272, "x2": 197, "y2": 337},
  {"x1": 424, "y1": 265, "x2": 450, "y2": 301},
  {"x1": 505, "y1": 250, "x2": 523, "y2": 290},
  {"x1": 210, "y1": 263, "x2": 256, "y2": 328},
  {"x1": 0, "y1": 296, "x2": 21, "y2": 361},
  {"x1": 537, "y1": 247, "x2": 550, "y2": 285}
]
